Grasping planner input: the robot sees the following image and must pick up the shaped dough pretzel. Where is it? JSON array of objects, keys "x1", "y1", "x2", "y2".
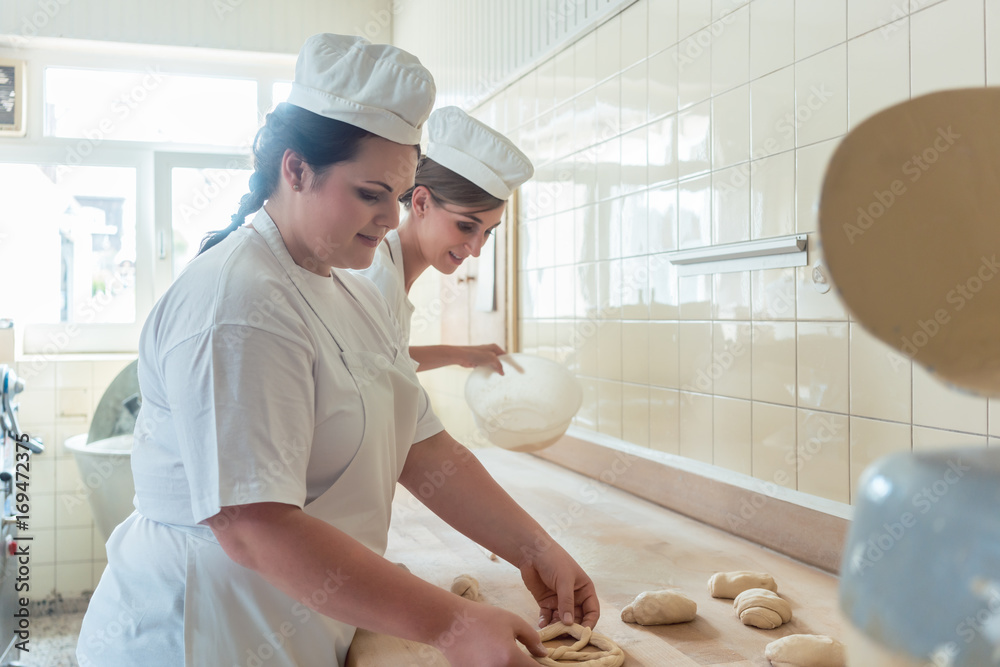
[{"x1": 533, "y1": 623, "x2": 625, "y2": 667}]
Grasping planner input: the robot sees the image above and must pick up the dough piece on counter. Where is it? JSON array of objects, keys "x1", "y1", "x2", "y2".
[
  {"x1": 620, "y1": 590, "x2": 697, "y2": 625},
  {"x1": 764, "y1": 634, "x2": 846, "y2": 667},
  {"x1": 708, "y1": 571, "x2": 778, "y2": 598},
  {"x1": 533, "y1": 623, "x2": 624, "y2": 667},
  {"x1": 450, "y1": 574, "x2": 484, "y2": 602},
  {"x1": 733, "y1": 588, "x2": 792, "y2": 629}
]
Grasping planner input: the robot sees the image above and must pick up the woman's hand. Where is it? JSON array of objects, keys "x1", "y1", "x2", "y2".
[
  {"x1": 518, "y1": 541, "x2": 600, "y2": 629},
  {"x1": 437, "y1": 603, "x2": 548, "y2": 667},
  {"x1": 457, "y1": 344, "x2": 506, "y2": 374}
]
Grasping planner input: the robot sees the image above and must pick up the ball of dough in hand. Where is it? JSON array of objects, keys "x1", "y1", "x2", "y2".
[
  {"x1": 621, "y1": 590, "x2": 697, "y2": 625},
  {"x1": 708, "y1": 571, "x2": 778, "y2": 598},
  {"x1": 450, "y1": 574, "x2": 484, "y2": 602},
  {"x1": 765, "y1": 634, "x2": 846, "y2": 667},
  {"x1": 733, "y1": 588, "x2": 792, "y2": 629}
]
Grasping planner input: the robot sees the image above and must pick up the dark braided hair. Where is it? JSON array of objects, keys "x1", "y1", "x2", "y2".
[{"x1": 198, "y1": 103, "x2": 377, "y2": 255}]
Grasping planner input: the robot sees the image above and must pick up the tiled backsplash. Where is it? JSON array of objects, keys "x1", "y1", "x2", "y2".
[
  {"x1": 398, "y1": 0, "x2": 1000, "y2": 508},
  {"x1": 13, "y1": 357, "x2": 133, "y2": 602}
]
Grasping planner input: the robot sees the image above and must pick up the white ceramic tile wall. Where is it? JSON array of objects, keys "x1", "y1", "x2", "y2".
[
  {"x1": 12, "y1": 357, "x2": 132, "y2": 600},
  {"x1": 396, "y1": 0, "x2": 997, "y2": 510}
]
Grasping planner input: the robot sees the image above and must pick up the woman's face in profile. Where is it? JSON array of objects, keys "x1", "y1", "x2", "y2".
[{"x1": 293, "y1": 136, "x2": 418, "y2": 271}]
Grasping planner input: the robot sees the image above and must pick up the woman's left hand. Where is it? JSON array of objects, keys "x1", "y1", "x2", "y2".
[{"x1": 517, "y1": 540, "x2": 600, "y2": 629}]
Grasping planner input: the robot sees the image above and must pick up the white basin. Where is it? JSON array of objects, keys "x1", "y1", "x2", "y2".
[{"x1": 65, "y1": 434, "x2": 135, "y2": 542}]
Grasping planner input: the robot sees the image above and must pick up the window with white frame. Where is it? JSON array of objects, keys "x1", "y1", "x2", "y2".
[
  {"x1": 0, "y1": 163, "x2": 137, "y2": 325},
  {"x1": 45, "y1": 68, "x2": 259, "y2": 146},
  {"x1": 0, "y1": 47, "x2": 293, "y2": 356}
]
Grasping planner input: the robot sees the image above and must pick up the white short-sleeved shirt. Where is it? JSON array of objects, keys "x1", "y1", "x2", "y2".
[
  {"x1": 131, "y1": 211, "x2": 444, "y2": 527},
  {"x1": 355, "y1": 229, "x2": 414, "y2": 351}
]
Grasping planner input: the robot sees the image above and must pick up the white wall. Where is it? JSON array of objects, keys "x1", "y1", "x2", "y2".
[
  {"x1": 395, "y1": 0, "x2": 1000, "y2": 511},
  {"x1": 394, "y1": 0, "x2": 635, "y2": 108},
  {"x1": 0, "y1": 0, "x2": 392, "y2": 54}
]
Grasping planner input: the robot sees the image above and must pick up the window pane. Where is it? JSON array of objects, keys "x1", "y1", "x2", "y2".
[
  {"x1": 45, "y1": 67, "x2": 258, "y2": 147},
  {"x1": 0, "y1": 163, "x2": 136, "y2": 324},
  {"x1": 171, "y1": 166, "x2": 252, "y2": 277}
]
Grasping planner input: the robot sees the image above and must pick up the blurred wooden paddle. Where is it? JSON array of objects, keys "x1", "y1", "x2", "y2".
[{"x1": 819, "y1": 88, "x2": 1000, "y2": 396}]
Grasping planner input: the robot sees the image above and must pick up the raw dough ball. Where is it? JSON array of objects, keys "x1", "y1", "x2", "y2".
[
  {"x1": 733, "y1": 588, "x2": 792, "y2": 629},
  {"x1": 765, "y1": 634, "x2": 846, "y2": 667},
  {"x1": 621, "y1": 590, "x2": 697, "y2": 625},
  {"x1": 450, "y1": 574, "x2": 484, "y2": 602},
  {"x1": 708, "y1": 571, "x2": 778, "y2": 598}
]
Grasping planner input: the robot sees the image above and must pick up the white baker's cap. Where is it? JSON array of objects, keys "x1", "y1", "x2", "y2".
[
  {"x1": 425, "y1": 106, "x2": 534, "y2": 200},
  {"x1": 286, "y1": 34, "x2": 436, "y2": 146}
]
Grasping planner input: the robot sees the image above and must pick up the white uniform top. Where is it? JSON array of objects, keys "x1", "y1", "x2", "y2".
[
  {"x1": 132, "y1": 218, "x2": 441, "y2": 527},
  {"x1": 78, "y1": 209, "x2": 443, "y2": 666},
  {"x1": 355, "y1": 228, "x2": 414, "y2": 353}
]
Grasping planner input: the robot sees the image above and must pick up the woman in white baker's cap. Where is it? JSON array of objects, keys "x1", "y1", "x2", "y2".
[
  {"x1": 356, "y1": 106, "x2": 533, "y2": 374},
  {"x1": 77, "y1": 35, "x2": 597, "y2": 667}
]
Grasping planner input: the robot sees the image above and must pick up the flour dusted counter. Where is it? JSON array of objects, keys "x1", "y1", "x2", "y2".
[{"x1": 347, "y1": 448, "x2": 845, "y2": 666}]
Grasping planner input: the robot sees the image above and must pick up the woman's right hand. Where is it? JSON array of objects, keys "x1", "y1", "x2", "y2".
[
  {"x1": 437, "y1": 603, "x2": 548, "y2": 666},
  {"x1": 458, "y1": 344, "x2": 506, "y2": 374}
]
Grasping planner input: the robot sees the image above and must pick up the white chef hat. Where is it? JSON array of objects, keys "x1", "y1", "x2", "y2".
[
  {"x1": 425, "y1": 106, "x2": 534, "y2": 200},
  {"x1": 286, "y1": 34, "x2": 436, "y2": 146}
]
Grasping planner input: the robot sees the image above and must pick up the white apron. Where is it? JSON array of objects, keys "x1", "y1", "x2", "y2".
[{"x1": 80, "y1": 215, "x2": 422, "y2": 667}]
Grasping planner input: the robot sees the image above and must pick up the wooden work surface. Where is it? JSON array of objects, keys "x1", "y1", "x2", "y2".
[{"x1": 347, "y1": 448, "x2": 846, "y2": 666}]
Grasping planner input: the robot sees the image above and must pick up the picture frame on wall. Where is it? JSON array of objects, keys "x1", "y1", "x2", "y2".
[{"x1": 0, "y1": 58, "x2": 26, "y2": 137}]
